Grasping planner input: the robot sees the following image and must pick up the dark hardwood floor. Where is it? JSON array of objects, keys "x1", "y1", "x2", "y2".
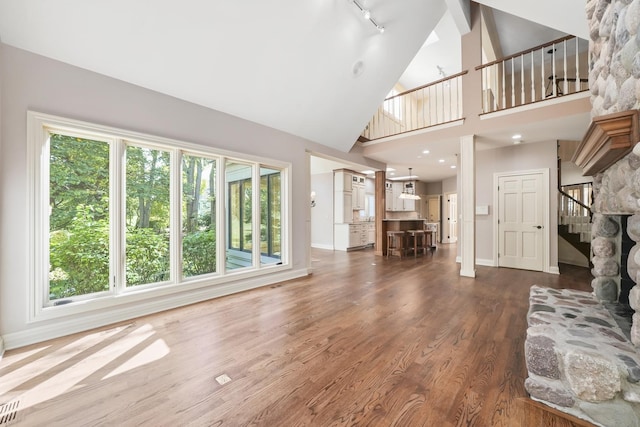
[{"x1": 0, "y1": 244, "x2": 592, "y2": 426}]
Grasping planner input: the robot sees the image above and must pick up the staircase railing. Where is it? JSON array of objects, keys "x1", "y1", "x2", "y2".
[
  {"x1": 476, "y1": 35, "x2": 589, "y2": 113},
  {"x1": 559, "y1": 188, "x2": 591, "y2": 220},
  {"x1": 360, "y1": 70, "x2": 467, "y2": 141}
]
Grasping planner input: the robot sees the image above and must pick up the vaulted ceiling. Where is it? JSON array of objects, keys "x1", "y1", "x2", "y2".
[{"x1": 0, "y1": 0, "x2": 589, "y2": 166}]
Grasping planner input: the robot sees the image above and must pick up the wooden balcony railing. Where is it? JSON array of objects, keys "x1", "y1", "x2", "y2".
[
  {"x1": 360, "y1": 36, "x2": 590, "y2": 142},
  {"x1": 476, "y1": 35, "x2": 589, "y2": 113},
  {"x1": 360, "y1": 71, "x2": 467, "y2": 141}
]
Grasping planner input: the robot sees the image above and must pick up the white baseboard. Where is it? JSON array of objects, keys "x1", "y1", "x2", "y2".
[
  {"x1": 455, "y1": 256, "x2": 496, "y2": 267},
  {"x1": 0, "y1": 336, "x2": 4, "y2": 359},
  {"x1": 476, "y1": 258, "x2": 496, "y2": 267},
  {"x1": 311, "y1": 243, "x2": 334, "y2": 250},
  {"x1": 548, "y1": 265, "x2": 560, "y2": 275},
  {"x1": 3, "y1": 268, "x2": 309, "y2": 350}
]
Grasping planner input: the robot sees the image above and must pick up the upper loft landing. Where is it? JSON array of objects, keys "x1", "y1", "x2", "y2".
[{"x1": 360, "y1": 35, "x2": 590, "y2": 144}]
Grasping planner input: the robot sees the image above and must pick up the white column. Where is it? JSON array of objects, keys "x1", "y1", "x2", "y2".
[{"x1": 460, "y1": 135, "x2": 476, "y2": 278}]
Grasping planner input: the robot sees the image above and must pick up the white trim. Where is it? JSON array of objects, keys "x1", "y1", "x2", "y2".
[
  {"x1": 493, "y1": 168, "x2": 551, "y2": 273},
  {"x1": 311, "y1": 243, "x2": 334, "y2": 250},
  {"x1": 459, "y1": 135, "x2": 476, "y2": 278},
  {"x1": 455, "y1": 256, "x2": 496, "y2": 267},
  {"x1": 3, "y1": 267, "x2": 309, "y2": 350},
  {"x1": 359, "y1": 119, "x2": 465, "y2": 146},
  {"x1": 479, "y1": 92, "x2": 589, "y2": 120},
  {"x1": 0, "y1": 337, "x2": 4, "y2": 359},
  {"x1": 27, "y1": 111, "x2": 293, "y2": 324}
]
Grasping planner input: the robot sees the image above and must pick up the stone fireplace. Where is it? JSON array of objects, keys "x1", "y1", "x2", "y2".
[
  {"x1": 523, "y1": 0, "x2": 640, "y2": 424},
  {"x1": 524, "y1": 112, "x2": 640, "y2": 426}
]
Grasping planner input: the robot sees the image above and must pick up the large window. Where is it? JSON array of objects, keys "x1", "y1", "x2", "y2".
[
  {"x1": 30, "y1": 112, "x2": 289, "y2": 318},
  {"x1": 182, "y1": 154, "x2": 217, "y2": 278},
  {"x1": 48, "y1": 133, "x2": 111, "y2": 302},
  {"x1": 260, "y1": 168, "x2": 281, "y2": 265},
  {"x1": 125, "y1": 145, "x2": 171, "y2": 286}
]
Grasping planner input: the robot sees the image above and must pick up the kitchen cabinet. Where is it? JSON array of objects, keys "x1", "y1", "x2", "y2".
[
  {"x1": 334, "y1": 223, "x2": 370, "y2": 251},
  {"x1": 367, "y1": 222, "x2": 375, "y2": 244},
  {"x1": 351, "y1": 174, "x2": 366, "y2": 211},
  {"x1": 352, "y1": 185, "x2": 365, "y2": 210},
  {"x1": 335, "y1": 170, "x2": 352, "y2": 192},
  {"x1": 334, "y1": 191, "x2": 352, "y2": 224},
  {"x1": 388, "y1": 181, "x2": 416, "y2": 212},
  {"x1": 385, "y1": 181, "x2": 393, "y2": 211}
]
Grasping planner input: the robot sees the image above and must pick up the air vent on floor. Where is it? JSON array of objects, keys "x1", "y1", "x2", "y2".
[{"x1": 0, "y1": 400, "x2": 20, "y2": 425}]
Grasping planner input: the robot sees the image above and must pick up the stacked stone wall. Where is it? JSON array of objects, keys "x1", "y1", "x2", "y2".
[{"x1": 588, "y1": 0, "x2": 640, "y2": 116}]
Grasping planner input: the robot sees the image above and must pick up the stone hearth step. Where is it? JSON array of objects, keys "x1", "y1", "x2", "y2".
[{"x1": 525, "y1": 285, "x2": 640, "y2": 427}]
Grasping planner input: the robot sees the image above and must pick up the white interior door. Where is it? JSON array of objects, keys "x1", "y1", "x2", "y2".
[
  {"x1": 442, "y1": 193, "x2": 457, "y2": 243},
  {"x1": 498, "y1": 173, "x2": 544, "y2": 271},
  {"x1": 427, "y1": 197, "x2": 438, "y2": 221},
  {"x1": 448, "y1": 193, "x2": 457, "y2": 243}
]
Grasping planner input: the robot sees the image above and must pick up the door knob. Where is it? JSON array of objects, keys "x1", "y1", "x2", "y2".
[{"x1": 534, "y1": 225, "x2": 543, "y2": 229}]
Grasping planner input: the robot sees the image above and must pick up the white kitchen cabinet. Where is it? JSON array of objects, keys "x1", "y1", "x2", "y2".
[
  {"x1": 334, "y1": 191, "x2": 353, "y2": 224},
  {"x1": 352, "y1": 185, "x2": 365, "y2": 210},
  {"x1": 367, "y1": 222, "x2": 375, "y2": 245},
  {"x1": 388, "y1": 181, "x2": 416, "y2": 211},
  {"x1": 349, "y1": 225, "x2": 362, "y2": 247},
  {"x1": 385, "y1": 181, "x2": 393, "y2": 211},
  {"x1": 334, "y1": 223, "x2": 369, "y2": 251},
  {"x1": 334, "y1": 170, "x2": 352, "y2": 192},
  {"x1": 392, "y1": 182, "x2": 404, "y2": 211}
]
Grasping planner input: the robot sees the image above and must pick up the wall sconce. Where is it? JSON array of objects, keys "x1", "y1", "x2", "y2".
[{"x1": 311, "y1": 191, "x2": 317, "y2": 208}]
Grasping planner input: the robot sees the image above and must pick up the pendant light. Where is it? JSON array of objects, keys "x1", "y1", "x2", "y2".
[{"x1": 399, "y1": 168, "x2": 421, "y2": 200}]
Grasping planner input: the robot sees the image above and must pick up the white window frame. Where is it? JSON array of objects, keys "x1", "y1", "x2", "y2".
[{"x1": 27, "y1": 111, "x2": 291, "y2": 323}]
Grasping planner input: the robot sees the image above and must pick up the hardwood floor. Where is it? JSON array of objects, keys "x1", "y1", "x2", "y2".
[{"x1": 0, "y1": 245, "x2": 592, "y2": 426}]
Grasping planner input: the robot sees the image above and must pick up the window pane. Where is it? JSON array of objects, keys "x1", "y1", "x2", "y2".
[
  {"x1": 226, "y1": 161, "x2": 253, "y2": 270},
  {"x1": 182, "y1": 155, "x2": 217, "y2": 278},
  {"x1": 49, "y1": 133, "x2": 110, "y2": 301},
  {"x1": 125, "y1": 146, "x2": 170, "y2": 286},
  {"x1": 242, "y1": 179, "x2": 253, "y2": 252},
  {"x1": 260, "y1": 167, "x2": 281, "y2": 265}
]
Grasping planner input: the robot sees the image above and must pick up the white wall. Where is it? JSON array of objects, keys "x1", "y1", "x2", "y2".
[
  {"x1": 442, "y1": 176, "x2": 457, "y2": 194},
  {"x1": 311, "y1": 172, "x2": 334, "y2": 249},
  {"x1": 561, "y1": 161, "x2": 593, "y2": 186},
  {"x1": 0, "y1": 44, "x2": 381, "y2": 348},
  {"x1": 475, "y1": 140, "x2": 558, "y2": 267},
  {"x1": 0, "y1": 43, "x2": 4, "y2": 355}
]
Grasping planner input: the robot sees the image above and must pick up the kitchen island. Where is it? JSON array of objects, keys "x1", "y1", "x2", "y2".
[{"x1": 381, "y1": 219, "x2": 427, "y2": 256}]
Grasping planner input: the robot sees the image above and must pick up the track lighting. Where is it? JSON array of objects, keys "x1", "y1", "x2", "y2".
[{"x1": 351, "y1": 0, "x2": 385, "y2": 33}]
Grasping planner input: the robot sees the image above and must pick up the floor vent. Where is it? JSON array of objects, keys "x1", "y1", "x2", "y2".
[{"x1": 0, "y1": 401, "x2": 20, "y2": 425}]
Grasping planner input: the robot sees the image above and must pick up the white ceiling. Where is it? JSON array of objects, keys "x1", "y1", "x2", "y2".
[
  {"x1": 0, "y1": 0, "x2": 591, "y2": 183},
  {"x1": 0, "y1": 0, "x2": 449, "y2": 153}
]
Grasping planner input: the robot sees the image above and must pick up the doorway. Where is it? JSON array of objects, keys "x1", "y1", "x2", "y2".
[
  {"x1": 495, "y1": 169, "x2": 548, "y2": 272},
  {"x1": 442, "y1": 192, "x2": 457, "y2": 243}
]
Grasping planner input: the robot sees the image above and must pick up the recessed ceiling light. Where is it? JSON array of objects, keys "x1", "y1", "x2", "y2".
[
  {"x1": 438, "y1": 159, "x2": 445, "y2": 163},
  {"x1": 451, "y1": 165, "x2": 456, "y2": 169},
  {"x1": 512, "y1": 134, "x2": 522, "y2": 139},
  {"x1": 422, "y1": 150, "x2": 430, "y2": 154},
  {"x1": 386, "y1": 167, "x2": 395, "y2": 172}
]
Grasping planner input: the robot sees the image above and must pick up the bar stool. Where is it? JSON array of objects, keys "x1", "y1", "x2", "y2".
[
  {"x1": 386, "y1": 231, "x2": 405, "y2": 258},
  {"x1": 406, "y1": 229, "x2": 427, "y2": 257}
]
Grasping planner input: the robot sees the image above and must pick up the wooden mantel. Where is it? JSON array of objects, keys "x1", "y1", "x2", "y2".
[{"x1": 573, "y1": 110, "x2": 640, "y2": 176}]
